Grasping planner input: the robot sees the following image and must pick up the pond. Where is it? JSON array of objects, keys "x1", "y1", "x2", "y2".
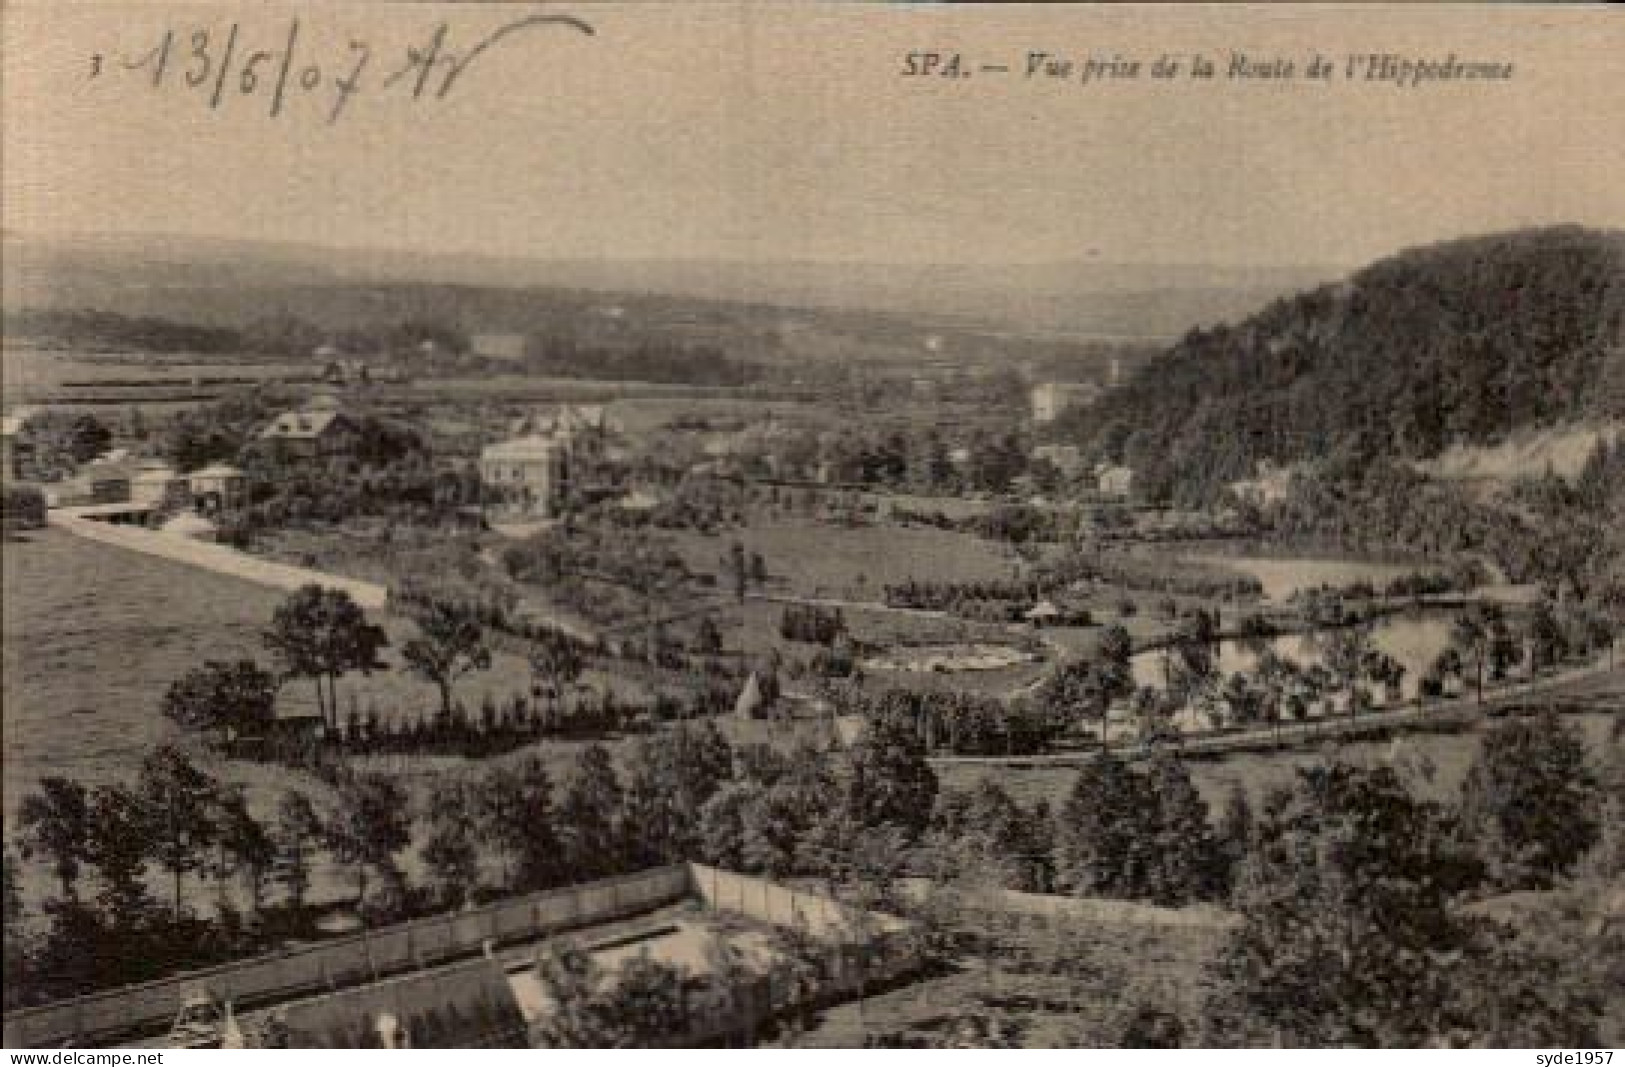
[
  {"x1": 1131, "y1": 611, "x2": 1456, "y2": 703},
  {"x1": 1185, "y1": 553, "x2": 1421, "y2": 603}
]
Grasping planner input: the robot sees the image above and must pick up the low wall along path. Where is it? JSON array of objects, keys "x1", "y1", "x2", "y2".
[{"x1": 50, "y1": 510, "x2": 388, "y2": 609}]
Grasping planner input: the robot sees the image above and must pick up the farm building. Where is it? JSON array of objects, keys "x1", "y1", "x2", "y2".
[
  {"x1": 1096, "y1": 463, "x2": 1134, "y2": 499},
  {"x1": 49, "y1": 456, "x2": 133, "y2": 507},
  {"x1": 321, "y1": 358, "x2": 371, "y2": 385},
  {"x1": 259, "y1": 407, "x2": 360, "y2": 462},
  {"x1": 472, "y1": 333, "x2": 528, "y2": 362},
  {"x1": 508, "y1": 405, "x2": 612, "y2": 455},
  {"x1": 1030, "y1": 381, "x2": 1101, "y2": 425},
  {"x1": 1031, "y1": 443, "x2": 1086, "y2": 478},
  {"x1": 130, "y1": 461, "x2": 190, "y2": 509},
  {"x1": 1024, "y1": 600, "x2": 1062, "y2": 627},
  {"x1": 187, "y1": 463, "x2": 247, "y2": 510}
]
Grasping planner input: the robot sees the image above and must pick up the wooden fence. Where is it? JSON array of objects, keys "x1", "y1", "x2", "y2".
[{"x1": 3, "y1": 866, "x2": 691, "y2": 1048}]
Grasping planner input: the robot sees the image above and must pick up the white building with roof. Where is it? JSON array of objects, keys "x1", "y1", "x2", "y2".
[
  {"x1": 1031, "y1": 381, "x2": 1101, "y2": 425},
  {"x1": 480, "y1": 435, "x2": 570, "y2": 518},
  {"x1": 1096, "y1": 463, "x2": 1134, "y2": 499},
  {"x1": 130, "y1": 460, "x2": 189, "y2": 509},
  {"x1": 481, "y1": 405, "x2": 624, "y2": 518},
  {"x1": 472, "y1": 333, "x2": 528, "y2": 361},
  {"x1": 188, "y1": 462, "x2": 247, "y2": 509}
]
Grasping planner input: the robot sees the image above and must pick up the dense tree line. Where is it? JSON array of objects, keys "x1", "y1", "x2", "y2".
[
  {"x1": 1077, "y1": 227, "x2": 1624, "y2": 506},
  {"x1": 8, "y1": 308, "x2": 245, "y2": 354},
  {"x1": 1056, "y1": 751, "x2": 1230, "y2": 905},
  {"x1": 8, "y1": 696, "x2": 1615, "y2": 1046},
  {"x1": 858, "y1": 687, "x2": 1067, "y2": 757},
  {"x1": 161, "y1": 585, "x2": 746, "y2": 763},
  {"x1": 522, "y1": 336, "x2": 762, "y2": 387},
  {"x1": 1203, "y1": 719, "x2": 1620, "y2": 1047},
  {"x1": 1259, "y1": 450, "x2": 1623, "y2": 598}
]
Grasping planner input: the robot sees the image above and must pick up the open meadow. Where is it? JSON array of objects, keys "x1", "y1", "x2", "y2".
[
  {"x1": 1, "y1": 527, "x2": 541, "y2": 820},
  {"x1": 668, "y1": 519, "x2": 1027, "y2": 601}
]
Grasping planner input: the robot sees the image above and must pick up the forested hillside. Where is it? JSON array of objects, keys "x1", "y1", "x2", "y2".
[{"x1": 1076, "y1": 227, "x2": 1625, "y2": 506}]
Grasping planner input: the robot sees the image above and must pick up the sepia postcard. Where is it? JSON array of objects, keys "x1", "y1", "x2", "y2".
[{"x1": 2, "y1": 1, "x2": 1622, "y2": 1050}]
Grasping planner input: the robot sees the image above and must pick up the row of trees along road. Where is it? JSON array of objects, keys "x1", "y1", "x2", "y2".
[{"x1": 7, "y1": 671, "x2": 1618, "y2": 1043}]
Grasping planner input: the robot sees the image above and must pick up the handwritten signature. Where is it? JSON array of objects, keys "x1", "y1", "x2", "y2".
[{"x1": 88, "y1": 10, "x2": 595, "y2": 124}]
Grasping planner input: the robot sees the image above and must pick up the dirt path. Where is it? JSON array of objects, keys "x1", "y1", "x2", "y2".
[{"x1": 51, "y1": 510, "x2": 388, "y2": 608}]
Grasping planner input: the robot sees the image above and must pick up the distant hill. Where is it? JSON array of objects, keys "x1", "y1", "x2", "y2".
[
  {"x1": 1069, "y1": 226, "x2": 1625, "y2": 505},
  {"x1": 1, "y1": 230, "x2": 1333, "y2": 342}
]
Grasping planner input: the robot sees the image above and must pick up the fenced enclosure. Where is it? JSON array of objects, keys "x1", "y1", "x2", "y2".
[{"x1": 2, "y1": 866, "x2": 692, "y2": 1048}]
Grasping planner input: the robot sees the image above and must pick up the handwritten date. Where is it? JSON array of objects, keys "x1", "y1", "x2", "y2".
[{"x1": 87, "y1": 11, "x2": 594, "y2": 124}]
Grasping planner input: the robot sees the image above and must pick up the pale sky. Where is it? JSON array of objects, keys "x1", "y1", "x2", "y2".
[{"x1": 4, "y1": 2, "x2": 1623, "y2": 267}]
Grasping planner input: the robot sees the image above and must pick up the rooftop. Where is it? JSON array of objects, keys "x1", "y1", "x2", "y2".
[
  {"x1": 481, "y1": 435, "x2": 565, "y2": 462},
  {"x1": 189, "y1": 463, "x2": 244, "y2": 479},
  {"x1": 262, "y1": 410, "x2": 345, "y2": 439}
]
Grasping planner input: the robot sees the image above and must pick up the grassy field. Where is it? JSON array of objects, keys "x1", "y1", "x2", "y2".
[
  {"x1": 1, "y1": 525, "x2": 834, "y2": 921},
  {"x1": 669, "y1": 519, "x2": 1026, "y2": 601},
  {"x1": 3, "y1": 527, "x2": 297, "y2": 815},
  {"x1": 0, "y1": 527, "x2": 542, "y2": 818}
]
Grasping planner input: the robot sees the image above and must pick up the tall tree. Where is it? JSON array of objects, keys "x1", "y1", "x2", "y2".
[
  {"x1": 274, "y1": 789, "x2": 323, "y2": 916},
  {"x1": 16, "y1": 777, "x2": 91, "y2": 902},
  {"x1": 1522, "y1": 599, "x2": 1567, "y2": 675},
  {"x1": 212, "y1": 784, "x2": 275, "y2": 917},
  {"x1": 401, "y1": 599, "x2": 492, "y2": 719},
  {"x1": 85, "y1": 783, "x2": 156, "y2": 928},
  {"x1": 1217, "y1": 782, "x2": 1254, "y2": 898},
  {"x1": 621, "y1": 722, "x2": 733, "y2": 867},
  {"x1": 136, "y1": 744, "x2": 220, "y2": 920},
  {"x1": 263, "y1": 585, "x2": 387, "y2": 729},
  {"x1": 1459, "y1": 712, "x2": 1601, "y2": 890},
  {"x1": 1206, "y1": 761, "x2": 1488, "y2": 1046},
  {"x1": 594, "y1": 953, "x2": 691, "y2": 1047},
  {"x1": 557, "y1": 744, "x2": 626, "y2": 880},
  {"x1": 1166, "y1": 609, "x2": 1221, "y2": 707},
  {"x1": 478, "y1": 756, "x2": 560, "y2": 892},
  {"x1": 2, "y1": 844, "x2": 26, "y2": 1002},
  {"x1": 1142, "y1": 753, "x2": 1225, "y2": 905},
  {"x1": 1361, "y1": 650, "x2": 1408, "y2": 707},
  {"x1": 1449, "y1": 604, "x2": 1521, "y2": 704},
  {"x1": 843, "y1": 712, "x2": 937, "y2": 838},
  {"x1": 162, "y1": 659, "x2": 278, "y2": 737},
  {"x1": 1098, "y1": 623, "x2": 1135, "y2": 670},
  {"x1": 1055, "y1": 751, "x2": 1148, "y2": 898},
  {"x1": 528, "y1": 631, "x2": 585, "y2": 716},
  {"x1": 1322, "y1": 623, "x2": 1374, "y2": 713},
  {"x1": 529, "y1": 943, "x2": 686, "y2": 1049},
  {"x1": 1041, "y1": 659, "x2": 1121, "y2": 744},
  {"x1": 728, "y1": 541, "x2": 748, "y2": 602},
  {"x1": 697, "y1": 781, "x2": 753, "y2": 871},
  {"x1": 420, "y1": 777, "x2": 482, "y2": 908},
  {"x1": 323, "y1": 772, "x2": 411, "y2": 913}
]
